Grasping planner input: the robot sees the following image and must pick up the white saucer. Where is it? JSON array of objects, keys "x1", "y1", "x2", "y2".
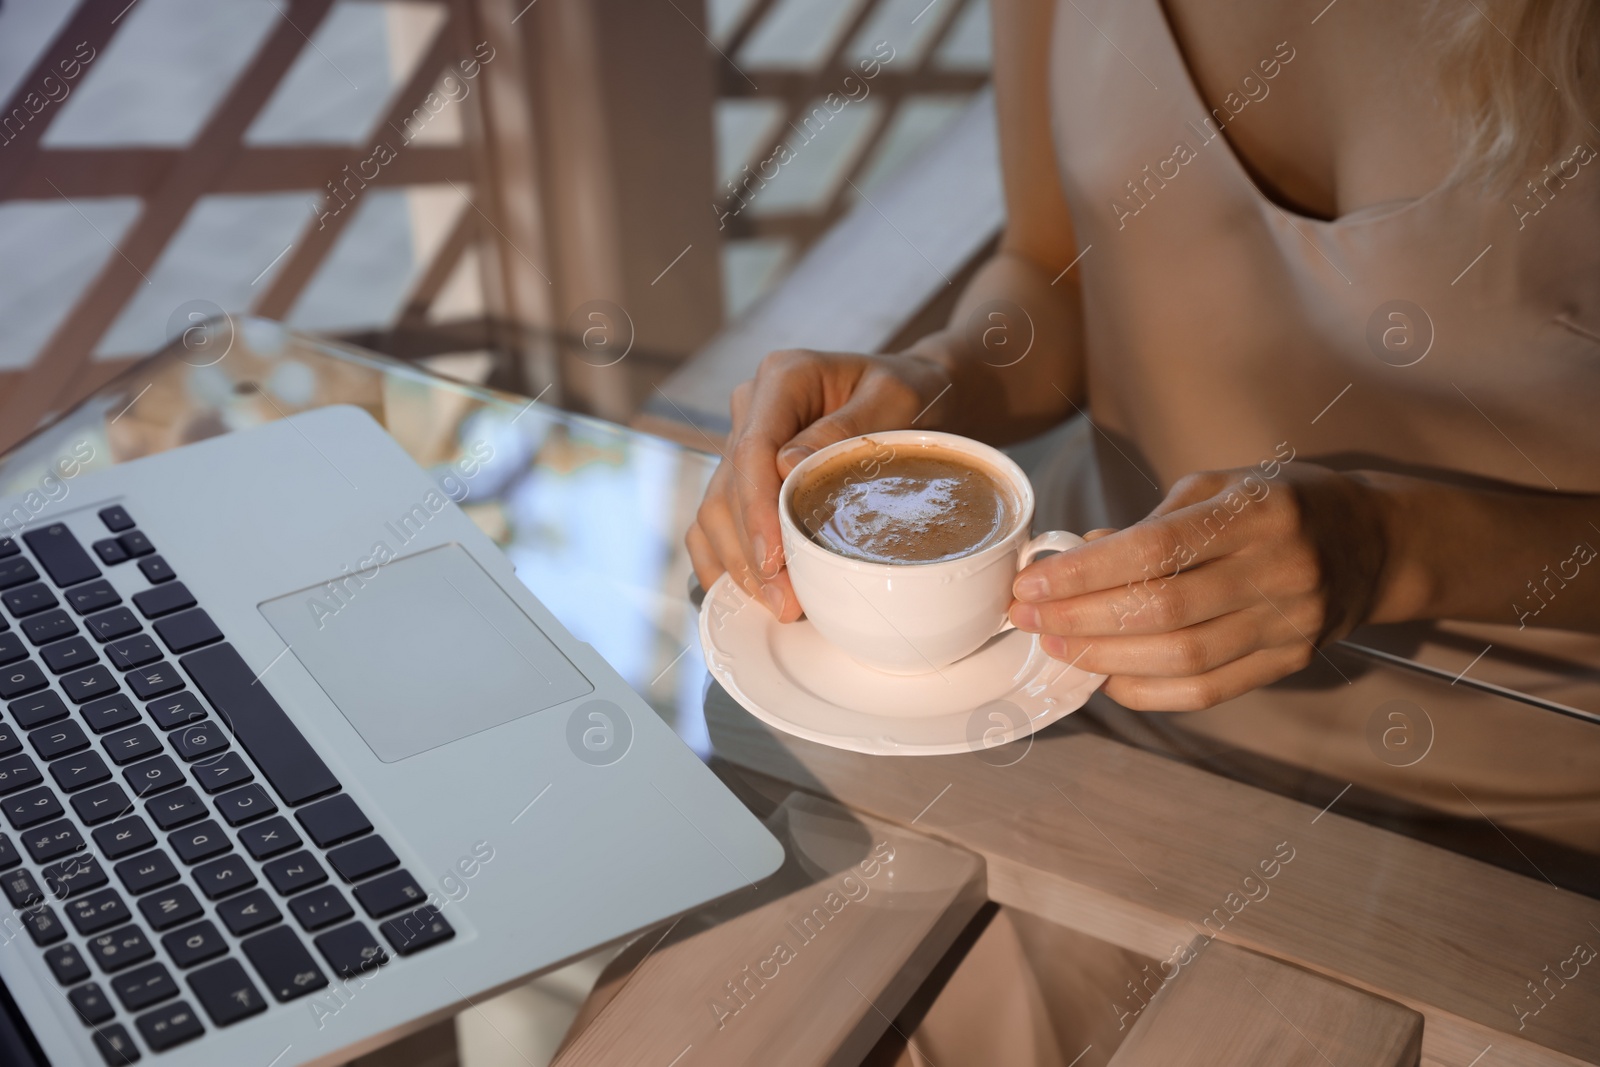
[{"x1": 698, "y1": 575, "x2": 1106, "y2": 756}]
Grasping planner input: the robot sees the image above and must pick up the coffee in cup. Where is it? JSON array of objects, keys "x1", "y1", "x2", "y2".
[
  {"x1": 778, "y1": 431, "x2": 1084, "y2": 675},
  {"x1": 790, "y1": 444, "x2": 1022, "y2": 565}
]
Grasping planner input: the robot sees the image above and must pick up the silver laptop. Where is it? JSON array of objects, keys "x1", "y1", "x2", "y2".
[{"x1": 0, "y1": 405, "x2": 783, "y2": 1066}]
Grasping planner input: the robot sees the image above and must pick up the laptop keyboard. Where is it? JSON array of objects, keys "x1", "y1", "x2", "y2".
[{"x1": 0, "y1": 509, "x2": 455, "y2": 1064}]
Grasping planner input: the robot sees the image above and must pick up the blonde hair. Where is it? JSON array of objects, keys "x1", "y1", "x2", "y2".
[{"x1": 1434, "y1": 0, "x2": 1600, "y2": 188}]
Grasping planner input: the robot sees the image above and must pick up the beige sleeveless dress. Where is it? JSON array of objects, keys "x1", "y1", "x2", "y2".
[{"x1": 891, "y1": 2, "x2": 1600, "y2": 1061}]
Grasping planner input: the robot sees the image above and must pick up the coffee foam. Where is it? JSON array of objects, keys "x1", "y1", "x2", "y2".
[{"x1": 790, "y1": 441, "x2": 1019, "y2": 564}]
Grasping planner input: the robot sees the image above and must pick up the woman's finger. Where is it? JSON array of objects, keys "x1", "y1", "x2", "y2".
[
  {"x1": 685, "y1": 520, "x2": 723, "y2": 593},
  {"x1": 1099, "y1": 643, "x2": 1315, "y2": 711},
  {"x1": 1037, "y1": 608, "x2": 1269, "y2": 677},
  {"x1": 1010, "y1": 558, "x2": 1252, "y2": 636}
]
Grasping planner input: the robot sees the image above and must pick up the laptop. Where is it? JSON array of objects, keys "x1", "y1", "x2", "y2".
[{"x1": 0, "y1": 405, "x2": 783, "y2": 1066}]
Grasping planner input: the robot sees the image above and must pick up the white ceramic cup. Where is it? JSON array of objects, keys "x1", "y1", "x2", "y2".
[{"x1": 778, "y1": 429, "x2": 1084, "y2": 675}]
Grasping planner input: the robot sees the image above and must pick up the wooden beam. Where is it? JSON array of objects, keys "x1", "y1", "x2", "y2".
[
  {"x1": 0, "y1": 0, "x2": 340, "y2": 455},
  {"x1": 552, "y1": 791, "x2": 986, "y2": 1066},
  {"x1": 1109, "y1": 942, "x2": 1423, "y2": 1067},
  {"x1": 702, "y1": 682, "x2": 1600, "y2": 1066}
]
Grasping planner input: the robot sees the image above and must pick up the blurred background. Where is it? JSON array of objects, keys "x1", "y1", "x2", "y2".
[
  {"x1": 0, "y1": 0, "x2": 995, "y2": 452},
  {"x1": 0, "y1": 2, "x2": 996, "y2": 1062}
]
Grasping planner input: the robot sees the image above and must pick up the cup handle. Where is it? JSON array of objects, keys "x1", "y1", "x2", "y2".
[{"x1": 995, "y1": 530, "x2": 1087, "y2": 635}]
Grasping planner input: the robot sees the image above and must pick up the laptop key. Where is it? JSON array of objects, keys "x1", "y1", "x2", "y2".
[
  {"x1": 69, "y1": 982, "x2": 116, "y2": 1026},
  {"x1": 52, "y1": 750, "x2": 112, "y2": 793},
  {"x1": 182, "y1": 643, "x2": 340, "y2": 806},
  {"x1": 85, "y1": 607, "x2": 140, "y2": 643},
  {"x1": 138, "y1": 885, "x2": 203, "y2": 931},
  {"x1": 0, "y1": 660, "x2": 47, "y2": 699},
  {"x1": 123, "y1": 754, "x2": 183, "y2": 797},
  {"x1": 264, "y1": 850, "x2": 326, "y2": 896},
  {"x1": 22, "y1": 608, "x2": 75, "y2": 645},
  {"x1": 93, "y1": 539, "x2": 129, "y2": 566},
  {"x1": 104, "y1": 724, "x2": 162, "y2": 766},
  {"x1": 350, "y1": 870, "x2": 425, "y2": 921},
  {"x1": 0, "y1": 753, "x2": 42, "y2": 795},
  {"x1": 3, "y1": 582, "x2": 58, "y2": 618},
  {"x1": 0, "y1": 721, "x2": 18, "y2": 757},
  {"x1": 0, "y1": 633, "x2": 23, "y2": 666},
  {"x1": 106, "y1": 634, "x2": 160, "y2": 671},
  {"x1": 10, "y1": 689, "x2": 67, "y2": 728},
  {"x1": 94, "y1": 816, "x2": 155, "y2": 860},
  {"x1": 314, "y1": 921, "x2": 389, "y2": 979},
  {"x1": 133, "y1": 583, "x2": 192, "y2": 619},
  {"x1": 92, "y1": 1022, "x2": 142, "y2": 1064},
  {"x1": 100, "y1": 507, "x2": 136, "y2": 533},
  {"x1": 238, "y1": 815, "x2": 300, "y2": 859},
  {"x1": 135, "y1": 999, "x2": 204, "y2": 1052},
  {"x1": 66, "y1": 579, "x2": 121, "y2": 617},
  {"x1": 60, "y1": 665, "x2": 118, "y2": 704},
  {"x1": 216, "y1": 888, "x2": 281, "y2": 936},
  {"x1": 115, "y1": 850, "x2": 179, "y2": 895},
  {"x1": 81, "y1": 694, "x2": 140, "y2": 734},
  {"x1": 24, "y1": 904, "x2": 68, "y2": 946},
  {"x1": 192, "y1": 750, "x2": 253, "y2": 793},
  {"x1": 145, "y1": 785, "x2": 205, "y2": 829},
  {"x1": 88, "y1": 923, "x2": 155, "y2": 973},
  {"x1": 72, "y1": 783, "x2": 133, "y2": 826},
  {"x1": 69, "y1": 887, "x2": 132, "y2": 935},
  {"x1": 154, "y1": 609, "x2": 222, "y2": 654},
  {"x1": 242, "y1": 925, "x2": 328, "y2": 1001},
  {"x1": 169, "y1": 819, "x2": 230, "y2": 865},
  {"x1": 45, "y1": 940, "x2": 92, "y2": 984},
  {"x1": 138, "y1": 556, "x2": 175, "y2": 585},
  {"x1": 41, "y1": 635, "x2": 97, "y2": 674},
  {"x1": 1, "y1": 866, "x2": 43, "y2": 907},
  {"x1": 118, "y1": 532, "x2": 156, "y2": 560},
  {"x1": 0, "y1": 832, "x2": 17, "y2": 870},
  {"x1": 113, "y1": 961, "x2": 178, "y2": 1011},
  {"x1": 3, "y1": 784, "x2": 63, "y2": 828},
  {"x1": 328, "y1": 835, "x2": 399, "y2": 883},
  {"x1": 146, "y1": 690, "x2": 205, "y2": 730},
  {"x1": 44, "y1": 855, "x2": 108, "y2": 899},
  {"x1": 296, "y1": 794, "x2": 371, "y2": 847},
  {"x1": 290, "y1": 885, "x2": 353, "y2": 931},
  {"x1": 24, "y1": 818, "x2": 85, "y2": 863},
  {"x1": 187, "y1": 958, "x2": 268, "y2": 1027},
  {"x1": 162, "y1": 919, "x2": 228, "y2": 968},
  {"x1": 380, "y1": 905, "x2": 455, "y2": 956},
  {"x1": 30, "y1": 719, "x2": 90, "y2": 760},
  {"x1": 194, "y1": 854, "x2": 257, "y2": 899},
  {"x1": 24, "y1": 525, "x2": 101, "y2": 587},
  {"x1": 127, "y1": 662, "x2": 182, "y2": 701},
  {"x1": 214, "y1": 783, "x2": 273, "y2": 826},
  {"x1": 0, "y1": 556, "x2": 38, "y2": 591}
]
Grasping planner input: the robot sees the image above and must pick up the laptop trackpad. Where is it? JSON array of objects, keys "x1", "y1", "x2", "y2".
[{"x1": 259, "y1": 544, "x2": 593, "y2": 762}]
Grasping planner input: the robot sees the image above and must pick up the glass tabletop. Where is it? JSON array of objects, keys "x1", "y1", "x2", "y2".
[{"x1": 5, "y1": 317, "x2": 1597, "y2": 903}]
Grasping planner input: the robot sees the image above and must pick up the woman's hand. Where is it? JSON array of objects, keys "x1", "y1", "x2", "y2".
[
  {"x1": 1008, "y1": 464, "x2": 1392, "y2": 710},
  {"x1": 687, "y1": 349, "x2": 952, "y2": 620}
]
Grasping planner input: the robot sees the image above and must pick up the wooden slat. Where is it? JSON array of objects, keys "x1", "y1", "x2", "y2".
[
  {"x1": 0, "y1": 0, "x2": 340, "y2": 455},
  {"x1": 0, "y1": 3, "x2": 126, "y2": 198},
  {"x1": 701, "y1": 682, "x2": 1600, "y2": 1066},
  {"x1": 1108, "y1": 942, "x2": 1423, "y2": 1067},
  {"x1": 252, "y1": 21, "x2": 460, "y2": 321},
  {"x1": 552, "y1": 791, "x2": 986, "y2": 1067},
  {"x1": 718, "y1": 68, "x2": 988, "y2": 101},
  {"x1": 641, "y1": 88, "x2": 1002, "y2": 437}
]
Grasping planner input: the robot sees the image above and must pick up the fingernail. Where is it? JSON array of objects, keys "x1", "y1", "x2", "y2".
[
  {"x1": 1011, "y1": 603, "x2": 1041, "y2": 631},
  {"x1": 752, "y1": 534, "x2": 779, "y2": 578},
  {"x1": 1014, "y1": 574, "x2": 1049, "y2": 601},
  {"x1": 778, "y1": 444, "x2": 813, "y2": 468},
  {"x1": 761, "y1": 583, "x2": 786, "y2": 616}
]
